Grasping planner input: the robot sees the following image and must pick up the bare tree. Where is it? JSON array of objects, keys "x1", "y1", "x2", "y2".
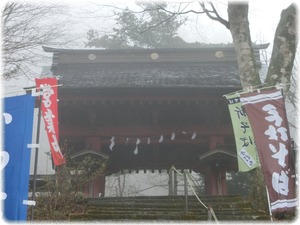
[
  {"x1": 168, "y1": 1, "x2": 297, "y2": 91},
  {"x1": 265, "y1": 4, "x2": 298, "y2": 93},
  {"x1": 105, "y1": 173, "x2": 142, "y2": 197},
  {"x1": 2, "y1": 2, "x2": 74, "y2": 79},
  {"x1": 285, "y1": 50, "x2": 299, "y2": 131}
]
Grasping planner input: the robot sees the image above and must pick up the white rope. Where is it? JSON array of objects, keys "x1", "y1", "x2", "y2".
[
  {"x1": 222, "y1": 82, "x2": 290, "y2": 97},
  {"x1": 186, "y1": 172, "x2": 202, "y2": 191},
  {"x1": 209, "y1": 207, "x2": 219, "y2": 223},
  {"x1": 185, "y1": 173, "x2": 208, "y2": 209},
  {"x1": 170, "y1": 165, "x2": 183, "y2": 175},
  {"x1": 169, "y1": 166, "x2": 219, "y2": 223}
]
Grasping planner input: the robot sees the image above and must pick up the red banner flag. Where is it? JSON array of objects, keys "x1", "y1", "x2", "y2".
[
  {"x1": 240, "y1": 89, "x2": 296, "y2": 212},
  {"x1": 36, "y1": 78, "x2": 65, "y2": 166}
]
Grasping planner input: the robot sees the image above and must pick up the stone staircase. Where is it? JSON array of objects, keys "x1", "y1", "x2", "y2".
[{"x1": 69, "y1": 195, "x2": 270, "y2": 221}]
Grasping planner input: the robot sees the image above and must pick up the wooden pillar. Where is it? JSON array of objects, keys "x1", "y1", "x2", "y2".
[
  {"x1": 83, "y1": 174, "x2": 106, "y2": 197},
  {"x1": 204, "y1": 136, "x2": 227, "y2": 195},
  {"x1": 83, "y1": 137, "x2": 106, "y2": 197},
  {"x1": 92, "y1": 175, "x2": 106, "y2": 197},
  {"x1": 204, "y1": 165, "x2": 227, "y2": 195},
  {"x1": 215, "y1": 163, "x2": 224, "y2": 195},
  {"x1": 204, "y1": 166, "x2": 218, "y2": 195},
  {"x1": 219, "y1": 165, "x2": 227, "y2": 195},
  {"x1": 168, "y1": 169, "x2": 177, "y2": 196}
]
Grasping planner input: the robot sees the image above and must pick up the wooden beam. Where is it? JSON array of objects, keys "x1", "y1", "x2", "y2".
[
  {"x1": 59, "y1": 95, "x2": 224, "y2": 104},
  {"x1": 60, "y1": 125, "x2": 233, "y2": 138}
]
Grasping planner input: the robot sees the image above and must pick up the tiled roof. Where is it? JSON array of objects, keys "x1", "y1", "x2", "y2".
[
  {"x1": 44, "y1": 45, "x2": 269, "y2": 89},
  {"x1": 56, "y1": 62, "x2": 241, "y2": 88}
]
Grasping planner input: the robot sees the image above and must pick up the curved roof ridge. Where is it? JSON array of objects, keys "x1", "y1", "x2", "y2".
[
  {"x1": 42, "y1": 43, "x2": 269, "y2": 53},
  {"x1": 70, "y1": 149, "x2": 109, "y2": 160}
]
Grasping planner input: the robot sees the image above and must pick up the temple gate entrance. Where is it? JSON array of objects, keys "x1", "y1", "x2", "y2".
[{"x1": 42, "y1": 45, "x2": 267, "y2": 197}]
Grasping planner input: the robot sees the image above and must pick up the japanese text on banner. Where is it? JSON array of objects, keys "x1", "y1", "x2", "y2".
[
  {"x1": 36, "y1": 78, "x2": 65, "y2": 166},
  {"x1": 240, "y1": 89, "x2": 296, "y2": 212},
  {"x1": 226, "y1": 94, "x2": 259, "y2": 172}
]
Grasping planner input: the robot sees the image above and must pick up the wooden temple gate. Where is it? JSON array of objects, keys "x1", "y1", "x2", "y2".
[{"x1": 43, "y1": 45, "x2": 267, "y2": 197}]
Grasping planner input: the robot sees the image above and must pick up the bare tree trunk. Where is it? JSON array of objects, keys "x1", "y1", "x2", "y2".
[
  {"x1": 227, "y1": 2, "x2": 261, "y2": 89},
  {"x1": 265, "y1": 4, "x2": 297, "y2": 94}
]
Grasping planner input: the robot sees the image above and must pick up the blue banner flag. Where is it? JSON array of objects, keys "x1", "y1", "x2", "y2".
[{"x1": 2, "y1": 94, "x2": 35, "y2": 221}]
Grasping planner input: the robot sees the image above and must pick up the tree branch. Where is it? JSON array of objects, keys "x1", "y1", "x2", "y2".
[
  {"x1": 199, "y1": 2, "x2": 229, "y2": 29},
  {"x1": 3, "y1": 2, "x2": 74, "y2": 79}
]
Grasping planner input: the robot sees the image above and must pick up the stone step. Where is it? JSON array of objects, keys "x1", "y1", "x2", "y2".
[
  {"x1": 88, "y1": 195, "x2": 244, "y2": 204},
  {"x1": 87, "y1": 207, "x2": 265, "y2": 214},
  {"x1": 69, "y1": 195, "x2": 270, "y2": 221},
  {"x1": 88, "y1": 195, "x2": 246, "y2": 205},
  {"x1": 70, "y1": 212, "x2": 270, "y2": 221},
  {"x1": 86, "y1": 208, "x2": 267, "y2": 216},
  {"x1": 88, "y1": 201, "x2": 253, "y2": 210},
  {"x1": 70, "y1": 212, "x2": 207, "y2": 220}
]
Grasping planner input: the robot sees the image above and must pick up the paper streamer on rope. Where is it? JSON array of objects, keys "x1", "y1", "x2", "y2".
[
  {"x1": 134, "y1": 138, "x2": 141, "y2": 155},
  {"x1": 136, "y1": 138, "x2": 140, "y2": 145},
  {"x1": 133, "y1": 146, "x2": 138, "y2": 155},
  {"x1": 109, "y1": 136, "x2": 115, "y2": 151},
  {"x1": 159, "y1": 135, "x2": 164, "y2": 143},
  {"x1": 191, "y1": 132, "x2": 197, "y2": 140},
  {"x1": 108, "y1": 131, "x2": 199, "y2": 153},
  {"x1": 171, "y1": 132, "x2": 175, "y2": 141}
]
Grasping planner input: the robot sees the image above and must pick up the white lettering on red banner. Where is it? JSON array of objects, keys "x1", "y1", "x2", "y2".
[
  {"x1": 240, "y1": 89, "x2": 296, "y2": 212},
  {"x1": 36, "y1": 78, "x2": 65, "y2": 166}
]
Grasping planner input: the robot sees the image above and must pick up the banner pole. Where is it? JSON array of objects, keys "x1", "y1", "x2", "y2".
[
  {"x1": 265, "y1": 185, "x2": 273, "y2": 221},
  {"x1": 30, "y1": 93, "x2": 42, "y2": 221}
]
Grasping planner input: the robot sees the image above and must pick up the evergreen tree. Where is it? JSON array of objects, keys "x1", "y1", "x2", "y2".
[{"x1": 85, "y1": 3, "x2": 187, "y2": 49}]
